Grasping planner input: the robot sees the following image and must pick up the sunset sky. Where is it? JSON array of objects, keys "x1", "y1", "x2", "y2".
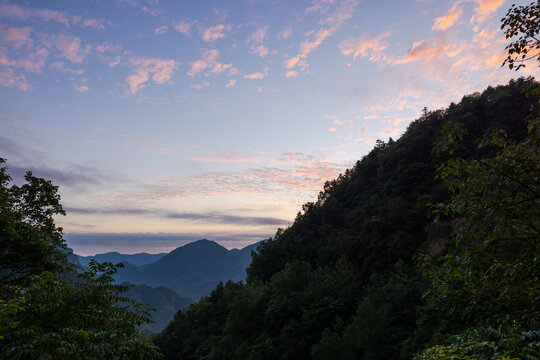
[{"x1": 1, "y1": 0, "x2": 537, "y2": 255}]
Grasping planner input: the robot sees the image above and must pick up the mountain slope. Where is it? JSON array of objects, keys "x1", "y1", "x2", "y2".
[
  {"x1": 154, "y1": 78, "x2": 539, "y2": 360},
  {"x1": 115, "y1": 239, "x2": 258, "y2": 299},
  {"x1": 125, "y1": 284, "x2": 194, "y2": 333}
]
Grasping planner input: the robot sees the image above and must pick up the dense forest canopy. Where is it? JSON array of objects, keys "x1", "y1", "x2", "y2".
[{"x1": 154, "y1": 77, "x2": 540, "y2": 359}]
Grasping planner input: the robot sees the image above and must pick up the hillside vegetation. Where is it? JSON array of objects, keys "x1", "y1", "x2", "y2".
[{"x1": 154, "y1": 78, "x2": 540, "y2": 359}]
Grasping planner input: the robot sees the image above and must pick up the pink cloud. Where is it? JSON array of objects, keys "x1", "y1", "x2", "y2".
[
  {"x1": 188, "y1": 49, "x2": 232, "y2": 77},
  {"x1": 142, "y1": 6, "x2": 158, "y2": 16},
  {"x1": 81, "y1": 18, "x2": 105, "y2": 30},
  {"x1": 286, "y1": 70, "x2": 298, "y2": 78},
  {"x1": 0, "y1": 4, "x2": 105, "y2": 29},
  {"x1": 50, "y1": 62, "x2": 85, "y2": 74},
  {"x1": 3, "y1": 27, "x2": 33, "y2": 49},
  {"x1": 94, "y1": 43, "x2": 121, "y2": 53},
  {"x1": 174, "y1": 21, "x2": 192, "y2": 35},
  {"x1": 0, "y1": 46, "x2": 49, "y2": 72},
  {"x1": 192, "y1": 151, "x2": 264, "y2": 163},
  {"x1": 244, "y1": 67, "x2": 269, "y2": 80},
  {"x1": 55, "y1": 34, "x2": 87, "y2": 63},
  {"x1": 278, "y1": 27, "x2": 293, "y2": 40},
  {"x1": 0, "y1": 68, "x2": 32, "y2": 91},
  {"x1": 226, "y1": 78, "x2": 237, "y2": 88},
  {"x1": 202, "y1": 24, "x2": 228, "y2": 43},
  {"x1": 127, "y1": 57, "x2": 177, "y2": 94},
  {"x1": 433, "y1": 2, "x2": 463, "y2": 30},
  {"x1": 73, "y1": 83, "x2": 89, "y2": 92},
  {"x1": 190, "y1": 81, "x2": 210, "y2": 90},
  {"x1": 154, "y1": 25, "x2": 168, "y2": 35},
  {"x1": 249, "y1": 27, "x2": 269, "y2": 57},
  {"x1": 339, "y1": 32, "x2": 391, "y2": 64}
]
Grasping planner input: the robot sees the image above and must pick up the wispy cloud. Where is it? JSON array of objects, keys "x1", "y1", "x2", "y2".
[
  {"x1": 433, "y1": 2, "x2": 463, "y2": 30},
  {"x1": 201, "y1": 24, "x2": 229, "y2": 43},
  {"x1": 244, "y1": 67, "x2": 268, "y2": 79},
  {"x1": 188, "y1": 49, "x2": 232, "y2": 77},
  {"x1": 174, "y1": 21, "x2": 193, "y2": 35},
  {"x1": 141, "y1": 5, "x2": 158, "y2": 16},
  {"x1": 0, "y1": 68, "x2": 31, "y2": 91},
  {"x1": 66, "y1": 207, "x2": 288, "y2": 226},
  {"x1": 192, "y1": 151, "x2": 265, "y2": 163},
  {"x1": 55, "y1": 34, "x2": 89, "y2": 63},
  {"x1": 278, "y1": 27, "x2": 293, "y2": 40},
  {"x1": 154, "y1": 25, "x2": 168, "y2": 35},
  {"x1": 339, "y1": 32, "x2": 391, "y2": 64},
  {"x1": 284, "y1": 0, "x2": 358, "y2": 73},
  {"x1": 0, "y1": 3, "x2": 105, "y2": 29},
  {"x1": 248, "y1": 27, "x2": 269, "y2": 57},
  {"x1": 126, "y1": 57, "x2": 177, "y2": 94},
  {"x1": 3, "y1": 26, "x2": 33, "y2": 49},
  {"x1": 470, "y1": 0, "x2": 506, "y2": 23}
]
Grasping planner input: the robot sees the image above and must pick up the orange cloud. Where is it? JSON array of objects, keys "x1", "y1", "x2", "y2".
[
  {"x1": 433, "y1": 2, "x2": 463, "y2": 30},
  {"x1": 339, "y1": 32, "x2": 391, "y2": 63},
  {"x1": 226, "y1": 79, "x2": 237, "y2": 88},
  {"x1": 471, "y1": 0, "x2": 506, "y2": 23},
  {"x1": 126, "y1": 57, "x2": 177, "y2": 94},
  {"x1": 396, "y1": 33, "x2": 448, "y2": 64},
  {"x1": 285, "y1": 70, "x2": 298, "y2": 78}
]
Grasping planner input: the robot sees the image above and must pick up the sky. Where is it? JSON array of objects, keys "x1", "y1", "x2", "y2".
[{"x1": 1, "y1": 0, "x2": 537, "y2": 255}]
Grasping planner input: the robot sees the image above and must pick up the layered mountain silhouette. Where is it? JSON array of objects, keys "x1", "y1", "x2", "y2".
[
  {"x1": 77, "y1": 252, "x2": 167, "y2": 267},
  {"x1": 112, "y1": 239, "x2": 258, "y2": 299}
]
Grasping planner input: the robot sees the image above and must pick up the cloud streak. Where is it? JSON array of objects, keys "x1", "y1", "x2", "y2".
[{"x1": 65, "y1": 207, "x2": 289, "y2": 226}]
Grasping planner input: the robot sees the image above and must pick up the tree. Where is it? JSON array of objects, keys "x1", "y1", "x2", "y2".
[
  {"x1": 1, "y1": 261, "x2": 162, "y2": 359},
  {"x1": 0, "y1": 158, "x2": 68, "y2": 285},
  {"x1": 0, "y1": 159, "x2": 161, "y2": 359},
  {"x1": 501, "y1": 1, "x2": 540, "y2": 71},
  {"x1": 417, "y1": 112, "x2": 540, "y2": 360}
]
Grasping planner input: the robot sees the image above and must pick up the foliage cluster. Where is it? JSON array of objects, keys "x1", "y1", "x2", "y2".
[{"x1": 0, "y1": 159, "x2": 161, "y2": 359}]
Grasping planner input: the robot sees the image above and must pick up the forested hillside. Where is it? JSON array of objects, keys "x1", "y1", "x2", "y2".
[{"x1": 154, "y1": 78, "x2": 540, "y2": 359}]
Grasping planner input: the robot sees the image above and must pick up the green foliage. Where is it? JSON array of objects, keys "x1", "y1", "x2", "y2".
[
  {"x1": 0, "y1": 298, "x2": 25, "y2": 340},
  {"x1": 1, "y1": 262, "x2": 162, "y2": 359},
  {"x1": 426, "y1": 117, "x2": 540, "y2": 326},
  {"x1": 0, "y1": 159, "x2": 161, "y2": 359},
  {"x1": 415, "y1": 326, "x2": 540, "y2": 360},
  {"x1": 501, "y1": 1, "x2": 540, "y2": 71},
  {"x1": 0, "y1": 158, "x2": 68, "y2": 285}
]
